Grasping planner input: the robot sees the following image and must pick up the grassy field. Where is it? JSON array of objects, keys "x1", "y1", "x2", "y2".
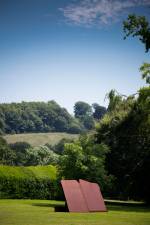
[
  {"x1": 3, "y1": 132, "x2": 79, "y2": 146},
  {"x1": 0, "y1": 199, "x2": 150, "y2": 225}
]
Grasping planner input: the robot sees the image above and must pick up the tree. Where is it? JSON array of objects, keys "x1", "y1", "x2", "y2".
[
  {"x1": 0, "y1": 137, "x2": 15, "y2": 165},
  {"x1": 123, "y1": 14, "x2": 150, "y2": 52},
  {"x1": 123, "y1": 14, "x2": 150, "y2": 89},
  {"x1": 58, "y1": 135, "x2": 114, "y2": 193},
  {"x1": 26, "y1": 146, "x2": 59, "y2": 166},
  {"x1": 92, "y1": 103, "x2": 107, "y2": 120},
  {"x1": 94, "y1": 14, "x2": 150, "y2": 201},
  {"x1": 52, "y1": 138, "x2": 74, "y2": 155},
  {"x1": 9, "y1": 142, "x2": 31, "y2": 166},
  {"x1": 68, "y1": 122, "x2": 83, "y2": 134},
  {"x1": 105, "y1": 90, "x2": 123, "y2": 112},
  {"x1": 74, "y1": 101, "x2": 92, "y2": 118},
  {"x1": 140, "y1": 62, "x2": 150, "y2": 84},
  {"x1": 74, "y1": 101, "x2": 94, "y2": 130},
  {"x1": 95, "y1": 93, "x2": 150, "y2": 200},
  {"x1": 81, "y1": 115, "x2": 95, "y2": 130}
]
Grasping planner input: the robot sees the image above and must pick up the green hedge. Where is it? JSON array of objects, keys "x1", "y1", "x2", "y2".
[{"x1": 0, "y1": 165, "x2": 58, "y2": 199}]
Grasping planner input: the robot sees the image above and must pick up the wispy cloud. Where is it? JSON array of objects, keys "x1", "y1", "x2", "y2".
[{"x1": 60, "y1": 0, "x2": 150, "y2": 27}]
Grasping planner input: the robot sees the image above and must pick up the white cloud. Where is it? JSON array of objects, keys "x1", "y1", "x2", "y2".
[{"x1": 60, "y1": 0, "x2": 150, "y2": 26}]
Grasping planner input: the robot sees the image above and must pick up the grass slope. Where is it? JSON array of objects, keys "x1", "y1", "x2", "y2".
[
  {"x1": 0, "y1": 199, "x2": 150, "y2": 225},
  {"x1": 3, "y1": 132, "x2": 79, "y2": 146}
]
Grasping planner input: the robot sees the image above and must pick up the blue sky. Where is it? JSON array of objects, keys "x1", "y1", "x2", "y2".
[{"x1": 0, "y1": 0, "x2": 150, "y2": 113}]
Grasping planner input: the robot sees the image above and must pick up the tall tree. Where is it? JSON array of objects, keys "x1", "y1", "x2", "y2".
[
  {"x1": 105, "y1": 90, "x2": 122, "y2": 112},
  {"x1": 92, "y1": 103, "x2": 107, "y2": 120},
  {"x1": 74, "y1": 101, "x2": 92, "y2": 118},
  {"x1": 123, "y1": 14, "x2": 150, "y2": 86},
  {"x1": 95, "y1": 14, "x2": 150, "y2": 202},
  {"x1": 74, "y1": 101, "x2": 94, "y2": 130}
]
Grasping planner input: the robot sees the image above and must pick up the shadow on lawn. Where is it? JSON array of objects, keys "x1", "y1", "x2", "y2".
[{"x1": 32, "y1": 202, "x2": 150, "y2": 213}]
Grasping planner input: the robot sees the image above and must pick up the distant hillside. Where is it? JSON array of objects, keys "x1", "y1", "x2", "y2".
[
  {"x1": 3, "y1": 132, "x2": 79, "y2": 147},
  {"x1": 0, "y1": 101, "x2": 83, "y2": 134}
]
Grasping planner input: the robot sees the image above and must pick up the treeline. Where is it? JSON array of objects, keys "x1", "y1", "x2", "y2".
[
  {"x1": 0, "y1": 101, "x2": 81, "y2": 134},
  {"x1": 0, "y1": 100, "x2": 106, "y2": 134}
]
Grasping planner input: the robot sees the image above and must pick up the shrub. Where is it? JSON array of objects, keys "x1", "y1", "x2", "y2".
[{"x1": 0, "y1": 165, "x2": 58, "y2": 199}]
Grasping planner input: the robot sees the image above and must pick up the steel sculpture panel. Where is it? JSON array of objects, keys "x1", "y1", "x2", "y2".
[
  {"x1": 79, "y1": 179, "x2": 107, "y2": 212},
  {"x1": 61, "y1": 180, "x2": 88, "y2": 212},
  {"x1": 61, "y1": 179, "x2": 107, "y2": 213}
]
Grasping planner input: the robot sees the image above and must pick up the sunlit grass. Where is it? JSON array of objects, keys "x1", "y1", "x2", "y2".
[{"x1": 0, "y1": 199, "x2": 150, "y2": 225}]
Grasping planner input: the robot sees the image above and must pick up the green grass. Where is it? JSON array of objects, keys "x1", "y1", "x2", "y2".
[
  {"x1": 0, "y1": 199, "x2": 150, "y2": 225},
  {"x1": 3, "y1": 132, "x2": 79, "y2": 146}
]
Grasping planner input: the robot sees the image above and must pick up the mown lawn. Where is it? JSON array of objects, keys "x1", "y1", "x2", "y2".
[{"x1": 0, "y1": 199, "x2": 150, "y2": 225}]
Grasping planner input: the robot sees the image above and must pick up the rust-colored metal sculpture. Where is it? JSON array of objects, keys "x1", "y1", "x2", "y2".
[
  {"x1": 61, "y1": 180, "x2": 88, "y2": 212},
  {"x1": 79, "y1": 179, "x2": 107, "y2": 212},
  {"x1": 61, "y1": 179, "x2": 107, "y2": 213}
]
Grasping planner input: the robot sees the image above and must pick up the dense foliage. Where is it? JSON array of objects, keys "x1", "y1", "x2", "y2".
[
  {"x1": 96, "y1": 85, "x2": 150, "y2": 202},
  {"x1": 123, "y1": 14, "x2": 150, "y2": 52},
  {"x1": 74, "y1": 101, "x2": 106, "y2": 130},
  {"x1": 0, "y1": 165, "x2": 57, "y2": 199},
  {"x1": 0, "y1": 100, "x2": 106, "y2": 134},
  {"x1": 92, "y1": 15, "x2": 150, "y2": 202},
  {"x1": 0, "y1": 137, "x2": 15, "y2": 165},
  {"x1": 140, "y1": 63, "x2": 150, "y2": 84},
  {"x1": 92, "y1": 103, "x2": 107, "y2": 120},
  {"x1": 0, "y1": 138, "x2": 59, "y2": 166},
  {"x1": 58, "y1": 135, "x2": 115, "y2": 195},
  {"x1": 0, "y1": 101, "x2": 82, "y2": 134}
]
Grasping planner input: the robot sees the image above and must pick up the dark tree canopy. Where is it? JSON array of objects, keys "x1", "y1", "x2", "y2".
[
  {"x1": 92, "y1": 103, "x2": 107, "y2": 120},
  {"x1": 96, "y1": 91, "x2": 150, "y2": 202},
  {"x1": 123, "y1": 14, "x2": 150, "y2": 52},
  {"x1": 94, "y1": 14, "x2": 150, "y2": 202},
  {"x1": 0, "y1": 136, "x2": 15, "y2": 165},
  {"x1": 140, "y1": 62, "x2": 150, "y2": 84},
  {"x1": 0, "y1": 101, "x2": 82, "y2": 134},
  {"x1": 74, "y1": 101, "x2": 94, "y2": 130},
  {"x1": 74, "y1": 101, "x2": 92, "y2": 118}
]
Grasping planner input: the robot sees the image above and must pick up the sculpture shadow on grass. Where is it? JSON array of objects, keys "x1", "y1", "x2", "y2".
[
  {"x1": 32, "y1": 202, "x2": 68, "y2": 212},
  {"x1": 32, "y1": 201, "x2": 149, "y2": 213}
]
